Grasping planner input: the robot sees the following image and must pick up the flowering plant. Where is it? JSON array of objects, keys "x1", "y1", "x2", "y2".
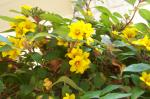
[{"x1": 0, "y1": 0, "x2": 150, "y2": 98}]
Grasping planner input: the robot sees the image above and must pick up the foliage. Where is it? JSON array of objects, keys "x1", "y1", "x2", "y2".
[{"x1": 0, "y1": 0, "x2": 150, "y2": 98}]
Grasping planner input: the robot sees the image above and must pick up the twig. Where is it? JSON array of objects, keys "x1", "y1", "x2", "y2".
[{"x1": 121, "y1": 0, "x2": 141, "y2": 30}]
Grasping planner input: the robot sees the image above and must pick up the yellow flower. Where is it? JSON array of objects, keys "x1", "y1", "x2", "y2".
[
  {"x1": 21, "y1": 5, "x2": 32, "y2": 10},
  {"x1": 86, "y1": 37, "x2": 94, "y2": 45},
  {"x1": 43, "y1": 78, "x2": 52, "y2": 90},
  {"x1": 10, "y1": 16, "x2": 27, "y2": 29},
  {"x1": 19, "y1": 20, "x2": 36, "y2": 33},
  {"x1": 69, "y1": 55, "x2": 90, "y2": 74},
  {"x1": 68, "y1": 20, "x2": 94, "y2": 40},
  {"x1": 83, "y1": 23, "x2": 94, "y2": 38},
  {"x1": 68, "y1": 21, "x2": 84, "y2": 40},
  {"x1": 132, "y1": 35, "x2": 150, "y2": 51},
  {"x1": 8, "y1": 64, "x2": 13, "y2": 69},
  {"x1": 15, "y1": 16, "x2": 28, "y2": 20},
  {"x1": 112, "y1": 31, "x2": 119, "y2": 35},
  {"x1": 9, "y1": 37, "x2": 25, "y2": 49},
  {"x1": 66, "y1": 48, "x2": 83, "y2": 59},
  {"x1": 63, "y1": 93, "x2": 75, "y2": 99},
  {"x1": 67, "y1": 48, "x2": 91, "y2": 74},
  {"x1": 34, "y1": 39, "x2": 49, "y2": 48},
  {"x1": 37, "y1": 95, "x2": 53, "y2": 99},
  {"x1": 121, "y1": 27, "x2": 137, "y2": 39},
  {"x1": 86, "y1": 10, "x2": 93, "y2": 16},
  {"x1": 2, "y1": 50, "x2": 21, "y2": 60},
  {"x1": 0, "y1": 41, "x2": 6, "y2": 47},
  {"x1": 140, "y1": 72, "x2": 150, "y2": 86},
  {"x1": 57, "y1": 38, "x2": 68, "y2": 47},
  {"x1": 2, "y1": 37, "x2": 25, "y2": 60},
  {"x1": 15, "y1": 20, "x2": 36, "y2": 37}
]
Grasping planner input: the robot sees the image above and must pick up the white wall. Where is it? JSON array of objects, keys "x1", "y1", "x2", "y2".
[
  {"x1": 0, "y1": 0, "x2": 149, "y2": 33},
  {"x1": 0, "y1": 0, "x2": 73, "y2": 31}
]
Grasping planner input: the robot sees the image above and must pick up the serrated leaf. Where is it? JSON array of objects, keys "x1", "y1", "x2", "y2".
[
  {"x1": 124, "y1": 63, "x2": 150, "y2": 72},
  {"x1": 52, "y1": 76, "x2": 85, "y2": 93},
  {"x1": 139, "y1": 9, "x2": 150, "y2": 22},
  {"x1": 100, "y1": 93, "x2": 131, "y2": 99}
]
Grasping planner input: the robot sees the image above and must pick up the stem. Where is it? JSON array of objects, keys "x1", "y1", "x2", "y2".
[{"x1": 122, "y1": 0, "x2": 141, "y2": 30}]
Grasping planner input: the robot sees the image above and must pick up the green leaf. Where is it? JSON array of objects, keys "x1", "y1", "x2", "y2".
[
  {"x1": 139, "y1": 9, "x2": 150, "y2": 22},
  {"x1": 123, "y1": 63, "x2": 150, "y2": 72},
  {"x1": 80, "y1": 91, "x2": 101, "y2": 99},
  {"x1": 0, "y1": 35, "x2": 13, "y2": 46},
  {"x1": 96, "y1": 6, "x2": 112, "y2": 16},
  {"x1": 131, "y1": 87, "x2": 144, "y2": 99},
  {"x1": 113, "y1": 40, "x2": 127, "y2": 47},
  {"x1": 30, "y1": 32, "x2": 51, "y2": 42},
  {"x1": 0, "y1": 45, "x2": 12, "y2": 52},
  {"x1": 53, "y1": 25, "x2": 69, "y2": 40},
  {"x1": 100, "y1": 85, "x2": 122, "y2": 96},
  {"x1": 0, "y1": 29, "x2": 14, "y2": 33},
  {"x1": 31, "y1": 52, "x2": 42, "y2": 63},
  {"x1": 1, "y1": 73, "x2": 22, "y2": 83},
  {"x1": 131, "y1": 74, "x2": 141, "y2": 86},
  {"x1": 9, "y1": 9, "x2": 21, "y2": 14},
  {"x1": 100, "y1": 93, "x2": 131, "y2": 99},
  {"x1": 80, "y1": 80, "x2": 90, "y2": 91},
  {"x1": 52, "y1": 76, "x2": 85, "y2": 93},
  {"x1": 81, "y1": 85, "x2": 121, "y2": 99},
  {"x1": 40, "y1": 13, "x2": 64, "y2": 23},
  {"x1": 146, "y1": 0, "x2": 150, "y2": 3},
  {"x1": 62, "y1": 84, "x2": 71, "y2": 96},
  {"x1": 113, "y1": 12, "x2": 123, "y2": 18},
  {"x1": 0, "y1": 80, "x2": 5, "y2": 93},
  {"x1": 0, "y1": 16, "x2": 16, "y2": 22},
  {"x1": 20, "y1": 85, "x2": 33, "y2": 96},
  {"x1": 101, "y1": 13, "x2": 111, "y2": 27},
  {"x1": 93, "y1": 73, "x2": 105, "y2": 88},
  {"x1": 126, "y1": 0, "x2": 136, "y2": 5},
  {"x1": 135, "y1": 23, "x2": 150, "y2": 33},
  {"x1": 110, "y1": 15, "x2": 119, "y2": 24}
]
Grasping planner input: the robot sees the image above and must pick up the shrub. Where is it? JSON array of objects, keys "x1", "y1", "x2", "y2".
[{"x1": 0, "y1": 0, "x2": 150, "y2": 98}]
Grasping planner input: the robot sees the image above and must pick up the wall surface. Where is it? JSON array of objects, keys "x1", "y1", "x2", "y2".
[
  {"x1": 0, "y1": 0, "x2": 149, "y2": 33},
  {"x1": 0, "y1": 0, "x2": 73, "y2": 31}
]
